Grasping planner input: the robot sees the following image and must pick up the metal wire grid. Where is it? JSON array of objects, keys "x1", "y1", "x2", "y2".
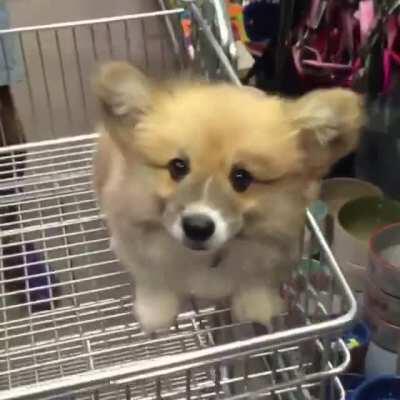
[
  {"x1": 0, "y1": 2, "x2": 356, "y2": 400},
  {"x1": 0, "y1": 8, "x2": 185, "y2": 144},
  {"x1": 0, "y1": 135, "x2": 350, "y2": 400}
]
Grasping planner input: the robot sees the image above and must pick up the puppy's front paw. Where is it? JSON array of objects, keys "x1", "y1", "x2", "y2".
[
  {"x1": 135, "y1": 288, "x2": 180, "y2": 333},
  {"x1": 232, "y1": 287, "x2": 286, "y2": 326}
]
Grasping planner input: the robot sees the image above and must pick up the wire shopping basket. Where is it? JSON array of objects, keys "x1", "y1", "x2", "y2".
[{"x1": 0, "y1": 1, "x2": 356, "y2": 399}]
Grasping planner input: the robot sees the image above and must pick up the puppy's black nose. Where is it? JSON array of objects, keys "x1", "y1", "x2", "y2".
[{"x1": 182, "y1": 214, "x2": 215, "y2": 242}]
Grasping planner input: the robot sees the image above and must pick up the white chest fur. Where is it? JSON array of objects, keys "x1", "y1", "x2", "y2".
[{"x1": 110, "y1": 223, "x2": 296, "y2": 332}]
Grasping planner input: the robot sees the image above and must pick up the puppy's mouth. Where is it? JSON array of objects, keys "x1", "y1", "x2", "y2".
[
  {"x1": 183, "y1": 238, "x2": 212, "y2": 252},
  {"x1": 182, "y1": 238, "x2": 226, "y2": 268}
]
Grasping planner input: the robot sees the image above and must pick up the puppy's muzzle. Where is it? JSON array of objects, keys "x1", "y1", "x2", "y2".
[{"x1": 182, "y1": 214, "x2": 215, "y2": 242}]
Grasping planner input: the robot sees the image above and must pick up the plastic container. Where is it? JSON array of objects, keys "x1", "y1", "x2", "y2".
[
  {"x1": 340, "y1": 374, "x2": 365, "y2": 400},
  {"x1": 365, "y1": 341, "x2": 399, "y2": 378},
  {"x1": 353, "y1": 375, "x2": 400, "y2": 400}
]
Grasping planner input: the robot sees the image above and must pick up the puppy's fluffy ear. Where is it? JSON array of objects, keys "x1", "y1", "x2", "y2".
[
  {"x1": 289, "y1": 88, "x2": 364, "y2": 177},
  {"x1": 94, "y1": 62, "x2": 153, "y2": 130}
]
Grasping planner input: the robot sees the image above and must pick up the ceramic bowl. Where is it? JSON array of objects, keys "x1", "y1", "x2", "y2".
[
  {"x1": 320, "y1": 178, "x2": 383, "y2": 245},
  {"x1": 321, "y1": 178, "x2": 383, "y2": 217}
]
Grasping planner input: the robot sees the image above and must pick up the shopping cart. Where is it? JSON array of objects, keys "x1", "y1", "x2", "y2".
[{"x1": 0, "y1": 1, "x2": 357, "y2": 399}]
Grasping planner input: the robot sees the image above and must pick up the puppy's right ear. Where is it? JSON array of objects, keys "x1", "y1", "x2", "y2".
[{"x1": 94, "y1": 62, "x2": 153, "y2": 133}]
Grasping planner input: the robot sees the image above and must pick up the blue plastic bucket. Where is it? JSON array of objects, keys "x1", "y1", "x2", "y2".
[{"x1": 353, "y1": 375, "x2": 400, "y2": 400}]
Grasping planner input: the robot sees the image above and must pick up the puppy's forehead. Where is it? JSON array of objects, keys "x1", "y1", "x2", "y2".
[
  {"x1": 135, "y1": 84, "x2": 300, "y2": 175},
  {"x1": 151, "y1": 85, "x2": 294, "y2": 147}
]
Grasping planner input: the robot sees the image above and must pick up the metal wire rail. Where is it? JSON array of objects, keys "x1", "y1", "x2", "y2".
[{"x1": 0, "y1": 2, "x2": 356, "y2": 400}]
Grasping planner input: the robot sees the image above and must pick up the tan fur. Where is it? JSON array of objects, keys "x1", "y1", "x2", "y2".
[{"x1": 93, "y1": 62, "x2": 363, "y2": 331}]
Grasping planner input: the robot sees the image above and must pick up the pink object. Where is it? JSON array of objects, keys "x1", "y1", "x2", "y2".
[
  {"x1": 307, "y1": 0, "x2": 326, "y2": 29},
  {"x1": 292, "y1": 3, "x2": 357, "y2": 87},
  {"x1": 359, "y1": 0, "x2": 375, "y2": 45},
  {"x1": 383, "y1": 16, "x2": 400, "y2": 93}
]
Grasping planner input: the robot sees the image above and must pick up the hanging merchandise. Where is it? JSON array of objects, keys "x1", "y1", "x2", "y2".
[
  {"x1": 351, "y1": 1, "x2": 400, "y2": 96},
  {"x1": 240, "y1": 0, "x2": 283, "y2": 89},
  {"x1": 226, "y1": 1, "x2": 249, "y2": 43},
  {"x1": 166, "y1": 0, "x2": 195, "y2": 59},
  {"x1": 291, "y1": 0, "x2": 361, "y2": 90},
  {"x1": 241, "y1": 0, "x2": 309, "y2": 94},
  {"x1": 240, "y1": 0, "x2": 400, "y2": 182},
  {"x1": 242, "y1": 0, "x2": 400, "y2": 95},
  {"x1": 243, "y1": 0, "x2": 281, "y2": 43}
]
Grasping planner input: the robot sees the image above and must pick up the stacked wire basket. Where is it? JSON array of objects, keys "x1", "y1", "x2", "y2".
[{"x1": 0, "y1": 1, "x2": 356, "y2": 399}]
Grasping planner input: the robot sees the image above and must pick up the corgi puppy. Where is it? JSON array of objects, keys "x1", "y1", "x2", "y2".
[{"x1": 93, "y1": 62, "x2": 363, "y2": 332}]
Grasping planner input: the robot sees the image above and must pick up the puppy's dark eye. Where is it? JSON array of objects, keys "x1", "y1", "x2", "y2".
[
  {"x1": 168, "y1": 158, "x2": 189, "y2": 181},
  {"x1": 230, "y1": 168, "x2": 253, "y2": 192}
]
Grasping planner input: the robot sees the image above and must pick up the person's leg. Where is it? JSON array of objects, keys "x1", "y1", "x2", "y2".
[
  {"x1": 0, "y1": 85, "x2": 26, "y2": 293},
  {"x1": 0, "y1": 85, "x2": 25, "y2": 146},
  {"x1": 0, "y1": 85, "x2": 25, "y2": 184}
]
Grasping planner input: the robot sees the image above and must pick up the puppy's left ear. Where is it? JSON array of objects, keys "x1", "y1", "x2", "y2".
[
  {"x1": 93, "y1": 62, "x2": 154, "y2": 136},
  {"x1": 289, "y1": 88, "x2": 364, "y2": 177}
]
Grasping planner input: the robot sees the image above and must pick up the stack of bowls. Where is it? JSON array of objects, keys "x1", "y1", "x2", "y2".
[
  {"x1": 320, "y1": 178, "x2": 384, "y2": 292},
  {"x1": 321, "y1": 179, "x2": 400, "y2": 377},
  {"x1": 334, "y1": 196, "x2": 400, "y2": 293},
  {"x1": 365, "y1": 223, "x2": 400, "y2": 357}
]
